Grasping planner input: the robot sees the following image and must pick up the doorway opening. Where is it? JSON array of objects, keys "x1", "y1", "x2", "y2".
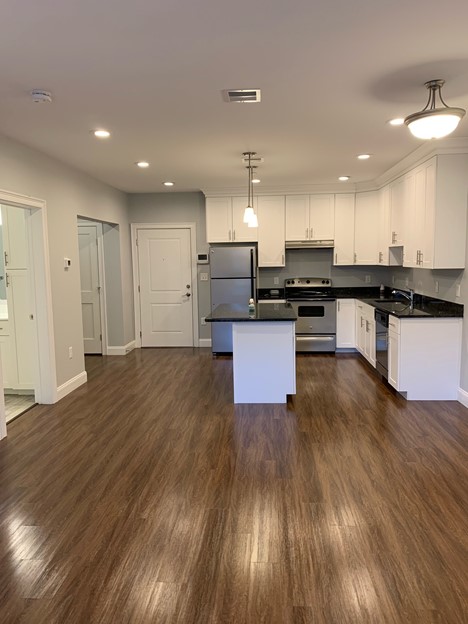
[
  {"x1": 0, "y1": 190, "x2": 56, "y2": 439},
  {"x1": 77, "y1": 218, "x2": 108, "y2": 357}
]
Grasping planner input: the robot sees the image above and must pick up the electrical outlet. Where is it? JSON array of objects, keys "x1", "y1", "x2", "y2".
[
  {"x1": 201, "y1": 317, "x2": 206, "y2": 326},
  {"x1": 273, "y1": 276, "x2": 279, "y2": 285},
  {"x1": 68, "y1": 346, "x2": 73, "y2": 359},
  {"x1": 456, "y1": 283, "x2": 461, "y2": 297},
  {"x1": 435, "y1": 280, "x2": 439, "y2": 293},
  {"x1": 200, "y1": 272, "x2": 208, "y2": 282},
  {"x1": 365, "y1": 274, "x2": 371, "y2": 284}
]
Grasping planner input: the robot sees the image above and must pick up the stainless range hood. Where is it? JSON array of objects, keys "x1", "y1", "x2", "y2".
[{"x1": 285, "y1": 240, "x2": 334, "y2": 249}]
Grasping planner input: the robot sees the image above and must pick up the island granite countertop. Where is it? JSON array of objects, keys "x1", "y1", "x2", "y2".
[{"x1": 206, "y1": 302, "x2": 297, "y2": 322}]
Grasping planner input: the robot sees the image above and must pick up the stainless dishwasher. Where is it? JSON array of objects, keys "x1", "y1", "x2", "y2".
[{"x1": 375, "y1": 309, "x2": 389, "y2": 378}]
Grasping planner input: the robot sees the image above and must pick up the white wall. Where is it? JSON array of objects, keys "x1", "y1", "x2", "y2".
[{"x1": 0, "y1": 134, "x2": 133, "y2": 388}]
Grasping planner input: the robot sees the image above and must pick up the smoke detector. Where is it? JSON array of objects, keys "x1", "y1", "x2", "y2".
[{"x1": 31, "y1": 89, "x2": 52, "y2": 104}]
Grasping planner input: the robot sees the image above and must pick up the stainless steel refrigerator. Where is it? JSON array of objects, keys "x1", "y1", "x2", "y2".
[{"x1": 210, "y1": 245, "x2": 257, "y2": 353}]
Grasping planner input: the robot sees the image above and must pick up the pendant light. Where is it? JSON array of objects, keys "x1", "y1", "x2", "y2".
[
  {"x1": 404, "y1": 80, "x2": 465, "y2": 140},
  {"x1": 248, "y1": 164, "x2": 258, "y2": 227},
  {"x1": 242, "y1": 152, "x2": 258, "y2": 227}
]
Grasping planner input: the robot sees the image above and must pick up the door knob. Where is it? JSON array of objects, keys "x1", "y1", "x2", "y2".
[
  {"x1": 186, "y1": 284, "x2": 191, "y2": 289},
  {"x1": 186, "y1": 293, "x2": 191, "y2": 297}
]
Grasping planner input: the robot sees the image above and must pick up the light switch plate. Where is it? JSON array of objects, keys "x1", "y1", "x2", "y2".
[
  {"x1": 435, "y1": 280, "x2": 439, "y2": 293},
  {"x1": 273, "y1": 277, "x2": 279, "y2": 285}
]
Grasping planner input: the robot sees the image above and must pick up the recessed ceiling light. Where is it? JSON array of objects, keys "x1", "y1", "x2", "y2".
[
  {"x1": 388, "y1": 118, "x2": 404, "y2": 126},
  {"x1": 93, "y1": 129, "x2": 110, "y2": 138},
  {"x1": 136, "y1": 161, "x2": 150, "y2": 168},
  {"x1": 252, "y1": 177, "x2": 261, "y2": 184},
  {"x1": 338, "y1": 176, "x2": 350, "y2": 181},
  {"x1": 163, "y1": 181, "x2": 174, "y2": 186},
  {"x1": 357, "y1": 154, "x2": 371, "y2": 160}
]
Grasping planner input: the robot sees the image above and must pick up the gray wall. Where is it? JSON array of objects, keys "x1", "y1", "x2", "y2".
[
  {"x1": 128, "y1": 192, "x2": 211, "y2": 340},
  {"x1": 0, "y1": 134, "x2": 133, "y2": 387},
  {"x1": 259, "y1": 248, "x2": 391, "y2": 288}
]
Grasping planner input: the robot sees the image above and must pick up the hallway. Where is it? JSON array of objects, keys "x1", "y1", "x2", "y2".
[{"x1": 0, "y1": 349, "x2": 467, "y2": 623}]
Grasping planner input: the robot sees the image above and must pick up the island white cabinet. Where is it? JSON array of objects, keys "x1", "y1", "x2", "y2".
[
  {"x1": 387, "y1": 315, "x2": 462, "y2": 400},
  {"x1": 354, "y1": 191, "x2": 380, "y2": 265},
  {"x1": 285, "y1": 194, "x2": 334, "y2": 241},
  {"x1": 206, "y1": 197, "x2": 258, "y2": 243},
  {"x1": 336, "y1": 299, "x2": 355, "y2": 348},
  {"x1": 257, "y1": 196, "x2": 285, "y2": 267},
  {"x1": 333, "y1": 194, "x2": 355, "y2": 266}
]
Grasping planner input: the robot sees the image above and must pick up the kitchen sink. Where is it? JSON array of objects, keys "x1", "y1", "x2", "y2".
[{"x1": 374, "y1": 300, "x2": 431, "y2": 316}]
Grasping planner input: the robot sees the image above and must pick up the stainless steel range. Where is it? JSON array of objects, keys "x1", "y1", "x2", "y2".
[{"x1": 285, "y1": 277, "x2": 336, "y2": 352}]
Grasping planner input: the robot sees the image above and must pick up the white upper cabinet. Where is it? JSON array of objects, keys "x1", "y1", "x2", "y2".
[
  {"x1": 1, "y1": 205, "x2": 28, "y2": 270},
  {"x1": 333, "y1": 194, "x2": 355, "y2": 265},
  {"x1": 285, "y1": 194, "x2": 334, "y2": 241},
  {"x1": 377, "y1": 185, "x2": 391, "y2": 265},
  {"x1": 309, "y1": 194, "x2": 335, "y2": 240},
  {"x1": 389, "y1": 176, "x2": 407, "y2": 246},
  {"x1": 285, "y1": 195, "x2": 309, "y2": 241},
  {"x1": 354, "y1": 191, "x2": 380, "y2": 265},
  {"x1": 257, "y1": 196, "x2": 285, "y2": 267},
  {"x1": 403, "y1": 155, "x2": 467, "y2": 269},
  {"x1": 206, "y1": 197, "x2": 258, "y2": 243}
]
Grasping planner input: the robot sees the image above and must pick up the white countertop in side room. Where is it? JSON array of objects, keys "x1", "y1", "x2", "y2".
[{"x1": 0, "y1": 299, "x2": 8, "y2": 321}]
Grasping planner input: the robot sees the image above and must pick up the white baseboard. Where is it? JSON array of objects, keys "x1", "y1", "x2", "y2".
[
  {"x1": 107, "y1": 341, "x2": 136, "y2": 356},
  {"x1": 198, "y1": 338, "x2": 212, "y2": 348},
  {"x1": 458, "y1": 387, "x2": 468, "y2": 408},
  {"x1": 56, "y1": 371, "x2": 87, "y2": 401}
]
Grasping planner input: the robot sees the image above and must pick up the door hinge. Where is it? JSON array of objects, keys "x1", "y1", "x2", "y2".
[
  {"x1": 140, "y1": 331, "x2": 142, "y2": 338},
  {"x1": 100, "y1": 333, "x2": 102, "y2": 341},
  {"x1": 138, "y1": 285, "x2": 140, "y2": 292}
]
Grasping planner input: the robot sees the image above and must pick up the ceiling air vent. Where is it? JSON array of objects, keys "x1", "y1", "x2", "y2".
[{"x1": 223, "y1": 89, "x2": 261, "y2": 103}]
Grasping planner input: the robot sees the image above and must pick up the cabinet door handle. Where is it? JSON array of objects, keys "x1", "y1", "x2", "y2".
[
  {"x1": 419, "y1": 251, "x2": 423, "y2": 265},
  {"x1": 4, "y1": 251, "x2": 8, "y2": 266},
  {"x1": 6, "y1": 272, "x2": 9, "y2": 287},
  {"x1": 366, "y1": 320, "x2": 369, "y2": 332},
  {"x1": 354, "y1": 252, "x2": 357, "y2": 263},
  {"x1": 378, "y1": 251, "x2": 382, "y2": 263},
  {"x1": 335, "y1": 252, "x2": 338, "y2": 264},
  {"x1": 229, "y1": 230, "x2": 232, "y2": 241},
  {"x1": 310, "y1": 227, "x2": 313, "y2": 239},
  {"x1": 282, "y1": 254, "x2": 285, "y2": 264},
  {"x1": 392, "y1": 231, "x2": 396, "y2": 244},
  {"x1": 305, "y1": 227, "x2": 308, "y2": 239},
  {"x1": 337, "y1": 301, "x2": 340, "y2": 312},
  {"x1": 233, "y1": 229, "x2": 236, "y2": 240},
  {"x1": 360, "y1": 317, "x2": 364, "y2": 327}
]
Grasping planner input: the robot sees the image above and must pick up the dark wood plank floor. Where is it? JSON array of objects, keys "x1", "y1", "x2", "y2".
[{"x1": 0, "y1": 349, "x2": 467, "y2": 624}]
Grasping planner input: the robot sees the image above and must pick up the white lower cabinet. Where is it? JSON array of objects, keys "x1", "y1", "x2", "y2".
[
  {"x1": 387, "y1": 316, "x2": 462, "y2": 400},
  {"x1": 355, "y1": 301, "x2": 375, "y2": 366},
  {"x1": 336, "y1": 299, "x2": 355, "y2": 348}
]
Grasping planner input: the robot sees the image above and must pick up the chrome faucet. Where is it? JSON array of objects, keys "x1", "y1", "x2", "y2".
[{"x1": 392, "y1": 288, "x2": 414, "y2": 309}]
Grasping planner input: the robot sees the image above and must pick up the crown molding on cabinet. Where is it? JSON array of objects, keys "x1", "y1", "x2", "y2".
[{"x1": 202, "y1": 137, "x2": 468, "y2": 198}]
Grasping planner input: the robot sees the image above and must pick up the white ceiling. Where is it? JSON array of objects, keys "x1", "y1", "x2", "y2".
[{"x1": 1, "y1": 0, "x2": 468, "y2": 193}]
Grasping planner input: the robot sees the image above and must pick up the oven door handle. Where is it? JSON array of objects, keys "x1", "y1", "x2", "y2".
[
  {"x1": 297, "y1": 335, "x2": 335, "y2": 341},
  {"x1": 286, "y1": 298, "x2": 336, "y2": 302}
]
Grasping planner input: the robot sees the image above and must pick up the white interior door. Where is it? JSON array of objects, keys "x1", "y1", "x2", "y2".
[
  {"x1": 78, "y1": 225, "x2": 102, "y2": 354},
  {"x1": 137, "y1": 228, "x2": 193, "y2": 347}
]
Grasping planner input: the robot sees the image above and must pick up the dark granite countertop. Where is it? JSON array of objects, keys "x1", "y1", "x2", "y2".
[
  {"x1": 206, "y1": 302, "x2": 297, "y2": 322},
  {"x1": 358, "y1": 295, "x2": 463, "y2": 319}
]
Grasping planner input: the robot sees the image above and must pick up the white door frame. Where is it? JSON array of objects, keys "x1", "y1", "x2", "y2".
[
  {"x1": 77, "y1": 220, "x2": 108, "y2": 355},
  {"x1": 0, "y1": 189, "x2": 57, "y2": 440},
  {"x1": 131, "y1": 223, "x2": 199, "y2": 349}
]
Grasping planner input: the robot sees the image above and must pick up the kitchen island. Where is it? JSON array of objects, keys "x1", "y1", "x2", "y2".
[{"x1": 206, "y1": 302, "x2": 297, "y2": 404}]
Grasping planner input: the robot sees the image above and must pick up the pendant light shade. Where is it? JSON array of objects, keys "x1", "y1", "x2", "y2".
[
  {"x1": 404, "y1": 80, "x2": 465, "y2": 140},
  {"x1": 248, "y1": 212, "x2": 258, "y2": 228},
  {"x1": 243, "y1": 206, "x2": 254, "y2": 223}
]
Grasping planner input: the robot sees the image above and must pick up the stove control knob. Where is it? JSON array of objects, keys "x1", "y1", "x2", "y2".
[
  {"x1": 322, "y1": 280, "x2": 325, "y2": 284},
  {"x1": 306, "y1": 279, "x2": 310, "y2": 284}
]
